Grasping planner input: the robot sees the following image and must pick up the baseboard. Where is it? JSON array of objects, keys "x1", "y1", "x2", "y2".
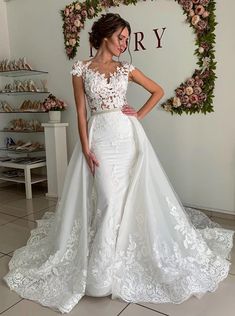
[{"x1": 184, "y1": 202, "x2": 235, "y2": 220}]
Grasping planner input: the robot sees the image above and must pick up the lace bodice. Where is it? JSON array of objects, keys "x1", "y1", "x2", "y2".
[{"x1": 71, "y1": 60, "x2": 135, "y2": 114}]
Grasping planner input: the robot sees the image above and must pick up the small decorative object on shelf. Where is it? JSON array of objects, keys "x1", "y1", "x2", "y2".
[
  {"x1": 19, "y1": 100, "x2": 45, "y2": 112},
  {"x1": 0, "y1": 57, "x2": 32, "y2": 72},
  {"x1": 0, "y1": 100, "x2": 46, "y2": 112},
  {"x1": 42, "y1": 94, "x2": 68, "y2": 123},
  {"x1": 2, "y1": 118, "x2": 44, "y2": 132},
  {"x1": 0, "y1": 79, "x2": 48, "y2": 93},
  {"x1": 2, "y1": 137, "x2": 45, "y2": 153}
]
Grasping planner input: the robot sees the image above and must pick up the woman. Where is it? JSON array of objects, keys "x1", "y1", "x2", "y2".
[{"x1": 4, "y1": 13, "x2": 234, "y2": 314}]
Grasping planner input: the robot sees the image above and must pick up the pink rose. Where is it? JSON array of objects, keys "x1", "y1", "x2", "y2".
[
  {"x1": 186, "y1": 78, "x2": 195, "y2": 86},
  {"x1": 200, "y1": 70, "x2": 210, "y2": 79},
  {"x1": 182, "y1": 1, "x2": 193, "y2": 12},
  {"x1": 195, "y1": 78, "x2": 204, "y2": 87},
  {"x1": 175, "y1": 87, "x2": 185, "y2": 97},
  {"x1": 199, "y1": 0, "x2": 209, "y2": 6},
  {"x1": 193, "y1": 86, "x2": 202, "y2": 95},
  {"x1": 189, "y1": 9, "x2": 195, "y2": 17},
  {"x1": 200, "y1": 42, "x2": 210, "y2": 51},
  {"x1": 195, "y1": 5, "x2": 205, "y2": 15},
  {"x1": 202, "y1": 11, "x2": 209, "y2": 18},
  {"x1": 66, "y1": 47, "x2": 73, "y2": 55},
  {"x1": 196, "y1": 20, "x2": 208, "y2": 31},
  {"x1": 64, "y1": 8, "x2": 70, "y2": 17},
  {"x1": 198, "y1": 93, "x2": 207, "y2": 102},
  {"x1": 180, "y1": 95, "x2": 190, "y2": 104},
  {"x1": 192, "y1": 0, "x2": 200, "y2": 4},
  {"x1": 69, "y1": 38, "x2": 77, "y2": 47},
  {"x1": 81, "y1": 9, "x2": 87, "y2": 17}
]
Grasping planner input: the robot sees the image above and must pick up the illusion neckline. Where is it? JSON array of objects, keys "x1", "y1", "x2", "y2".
[{"x1": 83, "y1": 60, "x2": 125, "y2": 83}]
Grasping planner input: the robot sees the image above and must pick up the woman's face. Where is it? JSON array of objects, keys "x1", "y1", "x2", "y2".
[{"x1": 104, "y1": 27, "x2": 129, "y2": 57}]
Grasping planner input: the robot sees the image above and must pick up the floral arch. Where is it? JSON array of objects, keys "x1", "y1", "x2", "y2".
[{"x1": 61, "y1": 0, "x2": 217, "y2": 115}]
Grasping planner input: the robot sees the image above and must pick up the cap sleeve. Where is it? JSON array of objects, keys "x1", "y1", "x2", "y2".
[{"x1": 70, "y1": 60, "x2": 83, "y2": 77}]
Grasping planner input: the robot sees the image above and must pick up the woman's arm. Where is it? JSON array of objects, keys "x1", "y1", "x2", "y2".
[
  {"x1": 72, "y1": 75, "x2": 99, "y2": 174},
  {"x1": 125, "y1": 68, "x2": 164, "y2": 120},
  {"x1": 72, "y1": 75, "x2": 89, "y2": 154}
]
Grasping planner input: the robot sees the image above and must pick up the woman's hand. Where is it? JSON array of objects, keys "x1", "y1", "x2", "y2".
[
  {"x1": 83, "y1": 150, "x2": 99, "y2": 175},
  {"x1": 121, "y1": 105, "x2": 138, "y2": 118}
]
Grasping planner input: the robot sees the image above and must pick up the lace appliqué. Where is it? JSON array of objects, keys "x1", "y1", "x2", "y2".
[
  {"x1": 4, "y1": 212, "x2": 87, "y2": 314},
  {"x1": 71, "y1": 60, "x2": 135, "y2": 114},
  {"x1": 112, "y1": 202, "x2": 234, "y2": 304}
]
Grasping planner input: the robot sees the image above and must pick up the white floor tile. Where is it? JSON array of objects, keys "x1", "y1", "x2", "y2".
[
  {"x1": 0, "y1": 197, "x2": 57, "y2": 218},
  {"x1": 0, "y1": 212, "x2": 18, "y2": 226},
  {"x1": 121, "y1": 304, "x2": 166, "y2": 315},
  {"x1": 22, "y1": 206, "x2": 56, "y2": 222},
  {"x1": 0, "y1": 218, "x2": 36, "y2": 253},
  {"x1": 210, "y1": 216, "x2": 235, "y2": 230},
  {"x1": 140, "y1": 274, "x2": 235, "y2": 316},
  {"x1": 0, "y1": 191, "x2": 23, "y2": 204},
  {"x1": 0, "y1": 256, "x2": 22, "y2": 313},
  {"x1": 0, "y1": 296, "x2": 128, "y2": 316}
]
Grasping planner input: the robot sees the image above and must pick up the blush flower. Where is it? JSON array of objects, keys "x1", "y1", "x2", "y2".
[
  {"x1": 195, "y1": 5, "x2": 205, "y2": 15},
  {"x1": 189, "y1": 94, "x2": 199, "y2": 104},
  {"x1": 202, "y1": 11, "x2": 210, "y2": 18},
  {"x1": 197, "y1": 20, "x2": 208, "y2": 31},
  {"x1": 75, "y1": 3, "x2": 81, "y2": 11},
  {"x1": 199, "y1": 0, "x2": 209, "y2": 5},
  {"x1": 180, "y1": 95, "x2": 190, "y2": 104},
  {"x1": 173, "y1": 97, "x2": 182, "y2": 108},
  {"x1": 175, "y1": 87, "x2": 185, "y2": 97},
  {"x1": 191, "y1": 15, "x2": 200, "y2": 26},
  {"x1": 74, "y1": 19, "x2": 81, "y2": 28},
  {"x1": 194, "y1": 86, "x2": 202, "y2": 95},
  {"x1": 186, "y1": 78, "x2": 195, "y2": 86},
  {"x1": 69, "y1": 38, "x2": 77, "y2": 46},
  {"x1": 185, "y1": 86, "x2": 194, "y2": 95}
]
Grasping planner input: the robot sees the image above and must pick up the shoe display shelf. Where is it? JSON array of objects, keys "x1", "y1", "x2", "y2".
[{"x1": 0, "y1": 68, "x2": 50, "y2": 199}]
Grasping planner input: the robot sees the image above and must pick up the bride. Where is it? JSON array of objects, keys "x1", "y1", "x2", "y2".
[{"x1": 4, "y1": 13, "x2": 234, "y2": 314}]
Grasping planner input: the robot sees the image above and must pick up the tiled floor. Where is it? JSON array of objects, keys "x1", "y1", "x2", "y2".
[{"x1": 0, "y1": 183, "x2": 235, "y2": 315}]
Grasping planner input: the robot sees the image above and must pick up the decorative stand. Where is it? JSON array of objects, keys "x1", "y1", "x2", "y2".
[{"x1": 42, "y1": 122, "x2": 69, "y2": 198}]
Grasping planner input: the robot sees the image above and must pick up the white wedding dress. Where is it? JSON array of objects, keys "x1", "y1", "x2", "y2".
[{"x1": 4, "y1": 60, "x2": 234, "y2": 313}]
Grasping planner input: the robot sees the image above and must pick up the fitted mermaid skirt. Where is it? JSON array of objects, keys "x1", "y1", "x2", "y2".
[{"x1": 3, "y1": 111, "x2": 234, "y2": 313}]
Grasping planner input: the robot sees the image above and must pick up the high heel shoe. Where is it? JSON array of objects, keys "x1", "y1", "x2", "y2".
[{"x1": 22, "y1": 57, "x2": 32, "y2": 70}]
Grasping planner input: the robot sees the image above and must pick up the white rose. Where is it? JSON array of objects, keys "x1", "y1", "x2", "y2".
[
  {"x1": 172, "y1": 97, "x2": 181, "y2": 108},
  {"x1": 75, "y1": 3, "x2": 81, "y2": 11},
  {"x1": 191, "y1": 15, "x2": 200, "y2": 26},
  {"x1": 198, "y1": 47, "x2": 204, "y2": 53},
  {"x1": 185, "y1": 86, "x2": 194, "y2": 96},
  {"x1": 74, "y1": 19, "x2": 81, "y2": 28}
]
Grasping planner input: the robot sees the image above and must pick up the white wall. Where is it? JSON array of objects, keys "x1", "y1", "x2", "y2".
[
  {"x1": 0, "y1": 0, "x2": 10, "y2": 153},
  {"x1": 0, "y1": 0, "x2": 10, "y2": 59},
  {"x1": 3, "y1": 0, "x2": 235, "y2": 213}
]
